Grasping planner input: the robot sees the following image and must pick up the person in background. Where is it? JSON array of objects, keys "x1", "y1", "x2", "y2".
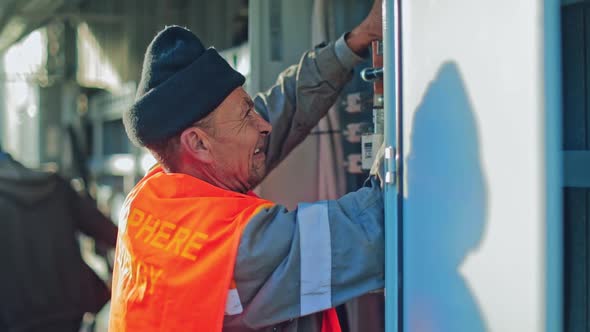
[
  {"x1": 109, "y1": 1, "x2": 384, "y2": 331},
  {"x1": 0, "y1": 144, "x2": 118, "y2": 332}
]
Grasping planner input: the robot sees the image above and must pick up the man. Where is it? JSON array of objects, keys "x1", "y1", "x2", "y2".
[
  {"x1": 110, "y1": 1, "x2": 384, "y2": 331},
  {"x1": 0, "y1": 146, "x2": 118, "y2": 331}
]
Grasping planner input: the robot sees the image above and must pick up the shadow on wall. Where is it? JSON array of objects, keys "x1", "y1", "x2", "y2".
[{"x1": 404, "y1": 62, "x2": 488, "y2": 331}]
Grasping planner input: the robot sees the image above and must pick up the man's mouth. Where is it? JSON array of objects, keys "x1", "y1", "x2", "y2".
[
  {"x1": 254, "y1": 145, "x2": 266, "y2": 155},
  {"x1": 254, "y1": 138, "x2": 268, "y2": 156}
]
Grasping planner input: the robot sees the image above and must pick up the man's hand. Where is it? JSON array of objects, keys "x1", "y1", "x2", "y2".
[{"x1": 345, "y1": 0, "x2": 383, "y2": 55}]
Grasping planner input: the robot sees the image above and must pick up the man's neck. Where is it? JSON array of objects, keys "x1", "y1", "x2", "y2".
[{"x1": 175, "y1": 164, "x2": 249, "y2": 194}]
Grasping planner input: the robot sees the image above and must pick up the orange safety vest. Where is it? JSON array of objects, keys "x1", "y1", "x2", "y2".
[{"x1": 109, "y1": 166, "x2": 341, "y2": 332}]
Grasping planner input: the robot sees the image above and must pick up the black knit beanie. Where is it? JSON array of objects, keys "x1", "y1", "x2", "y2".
[{"x1": 123, "y1": 26, "x2": 245, "y2": 146}]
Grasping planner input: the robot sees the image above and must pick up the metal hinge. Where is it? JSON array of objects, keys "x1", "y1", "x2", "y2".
[{"x1": 384, "y1": 146, "x2": 396, "y2": 185}]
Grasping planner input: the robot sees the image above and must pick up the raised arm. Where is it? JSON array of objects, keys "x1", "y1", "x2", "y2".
[
  {"x1": 255, "y1": 0, "x2": 382, "y2": 174},
  {"x1": 254, "y1": 36, "x2": 364, "y2": 174}
]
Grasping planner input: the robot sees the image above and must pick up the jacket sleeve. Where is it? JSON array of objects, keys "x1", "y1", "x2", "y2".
[
  {"x1": 255, "y1": 34, "x2": 364, "y2": 174},
  {"x1": 62, "y1": 178, "x2": 118, "y2": 247},
  {"x1": 223, "y1": 177, "x2": 384, "y2": 330}
]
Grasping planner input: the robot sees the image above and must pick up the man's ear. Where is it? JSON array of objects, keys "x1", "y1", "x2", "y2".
[{"x1": 179, "y1": 127, "x2": 213, "y2": 164}]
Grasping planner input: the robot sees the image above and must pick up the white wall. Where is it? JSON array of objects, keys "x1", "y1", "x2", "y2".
[{"x1": 399, "y1": 1, "x2": 559, "y2": 331}]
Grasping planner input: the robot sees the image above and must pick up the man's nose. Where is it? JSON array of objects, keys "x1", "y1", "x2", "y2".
[{"x1": 256, "y1": 115, "x2": 272, "y2": 135}]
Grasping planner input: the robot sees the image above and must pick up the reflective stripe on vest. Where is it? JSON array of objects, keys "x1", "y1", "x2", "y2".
[{"x1": 109, "y1": 166, "x2": 273, "y2": 331}]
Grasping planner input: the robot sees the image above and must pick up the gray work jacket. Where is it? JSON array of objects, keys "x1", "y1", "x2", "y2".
[{"x1": 223, "y1": 35, "x2": 385, "y2": 332}]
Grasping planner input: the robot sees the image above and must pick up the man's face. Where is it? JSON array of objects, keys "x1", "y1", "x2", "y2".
[{"x1": 204, "y1": 87, "x2": 272, "y2": 191}]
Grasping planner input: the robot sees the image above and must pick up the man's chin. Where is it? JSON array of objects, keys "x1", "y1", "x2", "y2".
[{"x1": 248, "y1": 168, "x2": 266, "y2": 189}]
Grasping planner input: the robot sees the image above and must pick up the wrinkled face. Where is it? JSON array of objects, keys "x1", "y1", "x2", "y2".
[{"x1": 204, "y1": 87, "x2": 272, "y2": 191}]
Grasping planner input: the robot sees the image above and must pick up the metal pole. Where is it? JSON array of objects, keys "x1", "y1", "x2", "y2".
[
  {"x1": 543, "y1": 0, "x2": 562, "y2": 330},
  {"x1": 383, "y1": 0, "x2": 400, "y2": 331}
]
